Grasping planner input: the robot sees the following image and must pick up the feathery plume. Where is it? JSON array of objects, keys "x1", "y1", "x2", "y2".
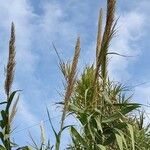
[
  {"x1": 100, "y1": 0, "x2": 116, "y2": 81},
  {"x1": 40, "y1": 121, "x2": 46, "y2": 145},
  {"x1": 59, "y1": 37, "x2": 80, "y2": 148},
  {"x1": 5, "y1": 22, "x2": 16, "y2": 98},
  {"x1": 94, "y1": 0, "x2": 116, "y2": 84},
  {"x1": 96, "y1": 8, "x2": 103, "y2": 66},
  {"x1": 91, "y1": 9, "x2": 103, "y2": 107},
  {"x1": 9, "y1": 94, "x2": 19, "y2": 123},
  {"x1": 60, "y1": 37, "x2": 80, "y2": 128},
  {"x1": 103, "y1": 0, "x2": 116, "y2": 42}
]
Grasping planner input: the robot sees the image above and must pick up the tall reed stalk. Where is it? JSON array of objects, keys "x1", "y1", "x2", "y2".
[
  {"x1": 4, "y1": 22, "x2": 16, "y2": 150},
  {"x1": 56, "y1": 37, "x2": 80, "y2": 149},
  {"x1": 94, "y1": 0, "x2": 116, "y2": 86},
  {"x1": 0, "y1": 23, "x2": 20, "y2": 150}
]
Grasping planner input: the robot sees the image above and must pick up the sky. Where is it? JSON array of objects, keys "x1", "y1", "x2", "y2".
[{"x1": 0, "y1": 0, "x2": 150, "y2": 149}]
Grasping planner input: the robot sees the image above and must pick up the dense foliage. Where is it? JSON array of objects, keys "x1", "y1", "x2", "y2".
[{"x1": 0, "y1": 0, "x2": 150, "y2": 150}]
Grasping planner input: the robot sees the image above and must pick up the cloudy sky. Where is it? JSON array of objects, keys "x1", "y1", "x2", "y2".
[{"x1": 0, "y1": 0, "x2": 150, "y2": 149}]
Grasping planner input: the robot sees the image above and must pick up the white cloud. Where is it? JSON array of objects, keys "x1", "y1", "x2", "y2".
[
  {"x1": 0, "y1": 0, "x2": 39, "y2": 130},
  {"x1": 108, "y1": 11, "x2": 145, "y2": 81},
  {"x1": 0, "y1": 0, "x2": 79, "y2": 146},
  {"x1": 17, "y1": 96, "x2": 39, "y2": 124}
]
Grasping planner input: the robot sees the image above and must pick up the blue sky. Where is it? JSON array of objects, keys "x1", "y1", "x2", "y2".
[{"x1": 0, "y1": 0, "x2": 150, "y2": 149}]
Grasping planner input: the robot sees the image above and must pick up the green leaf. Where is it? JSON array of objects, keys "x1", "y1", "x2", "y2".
[
  {"x1": 69, "y1": 103, "x2": 84, "y2": 114},
  {"x1": 95, "y1": 116, "x2": 103, "y2": 133},
  {"x1": 18, "y1": 146, "x2": 32, "y2": 150},
  {"x1": 0, "y1": 101, "x2": 7, "y2": 105},
  {"x1": 1, "y1": 110, "x2": 7, "y2": 128},
  {"x1": 113, "y1": 103, "x2": 141, "y2": 107},
  {"x1": 70, "y1": 126, "x2": 87, "y2": 146},
  {"x1": 127, "y1": 124, "x2": 135, "y2": 150},
  {"x1": 114, "y1": 128, "x2": 128, "y2": 149},
  {"x1": 29, "y1": 132, "x2": 39, "y2": 149},
  {"x1": 115, "y1": 133, "x2": 123, "y2": 150},
  {"x1": 6, "y1": 90, "x2": 20, "y2": 112},
  {"x1": 84, "y1": 88, "x2": 89, "y2": 107},
  {"x1": 103, "y1": 132, "x2": 116, "y2": 145},
  {"x1": 97, "y1": 144, "x2": 106, "y2": 150},
  {"x1": 102, "y1": 104, "x2": 140, "y2": 123},
  {"x1": 87, "y1": 114, "x2": 95, "y2": 140},
  {"x1": 102, "y1": 91, "x2": 112, "y2": 104},
  {"x1": 102, "y1": 113, "x2": 119, "y2": 123},
  {"x1": 0, "y1": 145, "x2": 6, "y2": 150},
  {"x1": 46, "y1": 108, "x2": 60, "y2": 150},
  {"x1": 119, "y1": 104, "x2": 140, "y2": 116}
]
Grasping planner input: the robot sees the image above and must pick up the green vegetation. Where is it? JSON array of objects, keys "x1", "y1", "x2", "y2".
[{"x1": 0, "y1": 0, "x2": 150, "y2": 150}]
